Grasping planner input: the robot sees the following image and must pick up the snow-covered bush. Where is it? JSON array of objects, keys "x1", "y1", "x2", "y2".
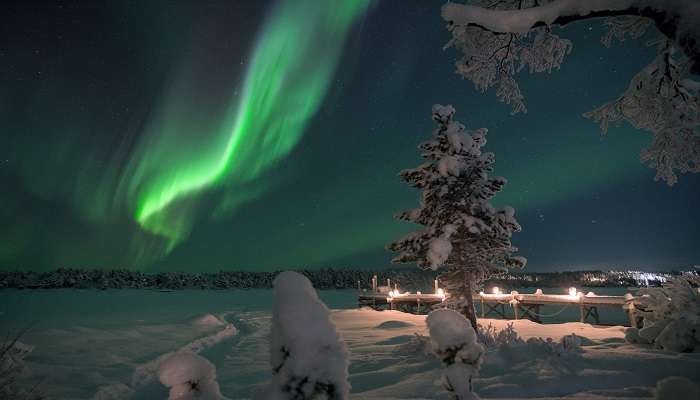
[
  {"x1": 260, "y1": 271, "x2": 349, "y2": 400},
  {"x1": 498, "y1": 334, "x2": 583, "y2": 365},
  {"x1": 654, "y1": 376, "x2": 700, "y2": 400},
  {"x1": 0, "y1": 338, "x2": 41, "y2": 400},
  {"x1": 625, "y1": 277, "x2": 700, "y2": 352},
  {"x1": 157, "y1": 352, "x2": 224, "y2": 400},
  {"x1": 476, "y1": 322, "x2": 521, "y2": 349},
  {"x1": 427, "y1": 309, "x2": 485, "y2": 400}
]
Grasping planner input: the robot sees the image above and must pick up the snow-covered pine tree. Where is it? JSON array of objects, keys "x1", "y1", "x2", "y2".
[
  {"x1": 387, "y1": 104, "x2": 525, "y2": 329},
  {"x1": 259, "y1": 271, "x2": 350, "y2": 400}
]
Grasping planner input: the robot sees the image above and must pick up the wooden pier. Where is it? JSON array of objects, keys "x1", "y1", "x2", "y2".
[
  {"x1": 357, "y1": 276, "x2": 446, "y2": 314},
  {"x1": 357, "y1": 276, "x2": 641, "y2": 326},
  {"x1": 358, "y1": 291, "x2": 446, "y2": 314},
  {"x1": 476, "y1": 290, "x2": 637, "y2": 325}
]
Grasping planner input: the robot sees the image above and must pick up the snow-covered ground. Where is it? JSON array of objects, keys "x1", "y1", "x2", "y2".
[
  {"x1": 332, "y1": 309, "x2": 699, "y2": 399},
  {"x1": 3, "y1": 289, "x2": 699, "y2": 399}
]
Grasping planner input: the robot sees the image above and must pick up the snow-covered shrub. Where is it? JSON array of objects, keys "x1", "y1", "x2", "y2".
[
  {"x1": 625, "y1": 277, "x2": 700, "y2": 352},
  {"x1": 498, "y1": 335, "x2": 583, "y2": 364},
  {"x1": 476, "y1": 322, "x2": 521, "y2": 349},
  {"x1": 158, "y1": 352, "x2": 224, "y2": 400},
  {"x1": 261, "y1": 271, "x2": 349, "y2": 400},
  {"x1": 560, "y1": 333, "x2": 582, "y2": 351},
  {"x1": 0, "y1": 339, "x2": 41, "y2": 400},
  {"x1": 427, "y1": 309, "x2": 484, "y2": 400},
  {"x1": 396, "y1": 333, "x2": 435, "y2": 358},
  {"x1": 654, "y1": 376, "x2": 700, "y2": 400}
]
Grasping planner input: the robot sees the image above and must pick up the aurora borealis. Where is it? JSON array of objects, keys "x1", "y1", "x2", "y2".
[
  {"x1": 1, "y1": 1, "x2": 699, "y2": 271},
  {"x1": 129, "y1": 0, "x2": 369, "y2": 248}
]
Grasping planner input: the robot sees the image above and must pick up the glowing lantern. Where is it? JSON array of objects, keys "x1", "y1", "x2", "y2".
[
  {"x1": 568, "y1": 287, "x2": 577, "y2": 297},
  {"x1": 492, "y1": 286, "x2": 501, "y2": 295}
]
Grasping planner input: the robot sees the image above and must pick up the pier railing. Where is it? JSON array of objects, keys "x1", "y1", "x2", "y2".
[{"x1": 357, "y1": 283, "x2": 641, "y2": 326}]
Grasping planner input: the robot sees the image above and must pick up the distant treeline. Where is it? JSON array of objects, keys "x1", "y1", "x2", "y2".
[{"x1": 0, "y1": 268, "x2": 696, "y2": 290}]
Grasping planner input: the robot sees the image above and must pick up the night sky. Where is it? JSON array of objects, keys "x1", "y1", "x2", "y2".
[{"x1": 1, "y1": 1, "x2": 698, "y2": 272}]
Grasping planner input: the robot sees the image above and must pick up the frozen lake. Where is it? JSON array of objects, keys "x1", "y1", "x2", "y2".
[{"x1": 0, "y1": 287, "x2": 637, "y2": 399}]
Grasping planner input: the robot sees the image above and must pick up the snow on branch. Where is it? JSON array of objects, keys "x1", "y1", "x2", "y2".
[
  {"x1": 625, "y1": 277, "x2": 700, "y2": 352},
  {"x1": 441, "y1": 0, "x2": 700, "y2": 184},
  {"x1": 442, "y1": 0, "x2": 700, "y2": 73},
  {"x1": 584, "y1": 42, "x2": 700, "y2": 185},
  {"x1": 442, "y1": 0, "x2": 636, "y2": 34}
]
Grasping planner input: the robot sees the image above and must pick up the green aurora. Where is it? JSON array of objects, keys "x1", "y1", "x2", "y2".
[
  {"x1": 124, "y1": 0, "x2": 369, "y2": 249},
  {"x1": 1, "y1": 1, "x2": 698, "y2": 271}
]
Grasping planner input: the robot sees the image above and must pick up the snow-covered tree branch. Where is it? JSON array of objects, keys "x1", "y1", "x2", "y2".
[
  {"x1": 625, "y1": 277, "x2": 700, "y2": 352},
  {"x1": 441, "y1": 0, "x2": 700, "y2": 185}
]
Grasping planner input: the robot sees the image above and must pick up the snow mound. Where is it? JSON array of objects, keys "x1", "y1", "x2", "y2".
[
  {"x1": 132, "y1": 321, "x2": 237, "y2": 388},
  {"x1": 189, "y1": 314, "x2": 226, "y2": 327},
  {"x1": 375, "y1": 320, "x2": 414, "y2": 329},
  {"x1": 654, "y1": 376, "x2": 700, "y2": 400},
  {"x1": 92, "y1": 383, "x2": 134, "y2": 400},
  {"x1": 158, "y1": 352, "x2": 224, "y2": 400}
]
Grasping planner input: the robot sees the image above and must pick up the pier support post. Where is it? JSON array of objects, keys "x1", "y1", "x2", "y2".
[
  {"x1": 513, "y1": 302, "x2": 520, "y2": 320},
  {"x1": 626, "y1": 303, "x2": 638, "y2": 328}
]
